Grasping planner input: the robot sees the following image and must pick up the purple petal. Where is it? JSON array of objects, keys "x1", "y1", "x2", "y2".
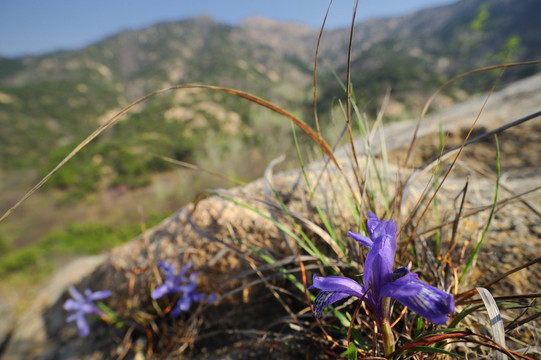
[
  {"x1": 76, "y1": 316, "x2": 90, "y2": 337},
  {"x1": 363, "y1": 237, "x2": 394, "y2": 294},
  {"x1": 170, "y1": 295, "x2": 192, "y2": 318},
  {"x1": 365, "y1": 212, "x2": 381, "y2": 238},
  {"x1": 207, "y1": 294, "x2": 217, "y2": 304},
  {"x1": 174, "y1": 262, "x2": 192, "y2": 286},
  {"x1": 178, "y1": 295, "x2": 192, "y2": 312},
  {"x1": 381, "y1": 269, "x2": 455, "y2": 324},
  {"x1": 86, "y1": 289, "x2": 112, "y2": 301},
  {"x1": 151, "y1": 284, "x2": 170, "y2": 299},
  {"x1": 354, "y1": 213, "x2": 397, "y2": 292},
  {"x1": 309, "y1": 275, "x2": 371, "y2": 317},
  {"x1": 366, "y1": 212, "x2": 397, "y2": 242},
  {"x1": 180, "y1": 262, "x2": 192, "y2": 276},
  {"x1": 309, "y1": 274, "x2": 366, "y2": 297},
  {"x1": 312, "y1": 291, "x2": 350, "y2": 318},
  {"x1": 180, "y1": 282, "x2": 197, "y2": 293},
  {"x1": 65, "y1": 312, "x2": 81, "y2": 323},
  {"x1": 348, "y1": 231, "x2": 373, "y2": 248},
  {"x1": 63, "y1": 299, "x2": 81, "y2": 312},
  {"x1": 158, "y1": 261, "x2": 176, "y2": 281},
  {"x1": 365, "y1": 213, "x2": 397, "y2": 250},
  {"x1": 68, "y1": 286, "x2": 84, "y2": 302},
  {"x1": 80, "y1": 302, "x2": 103, "y2": 316},
  {"x1": 170, "y1": 304, "x2": 182, "y2": 318}
]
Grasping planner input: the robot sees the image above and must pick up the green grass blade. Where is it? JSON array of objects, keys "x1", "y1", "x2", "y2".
[
  {"x1": 216, "y1": 193, "x2": 331, "y2": 266},
  {"x1": 291, "y1": 124, "x2": 345, "y2": 254},
  {"x1": 341, "y1": 342, "x2": 358, "y2": 360},
  {"x1": 449, "y1": 304, "x2": 485, "y2": 328},
  {"x1": 460, "y1": 135, "x2": 500, "y2": 281},
  {"x1": 434, "y1": 120, "x2": 444, "y2": 256}
]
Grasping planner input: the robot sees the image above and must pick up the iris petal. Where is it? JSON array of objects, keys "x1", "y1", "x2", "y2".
[
  {"x1": 363, "y1": 248, "x2": 393, "y2": 298},
  {"x1": 381, "y1": 269, "x2": 454, "y2": 324},
  {"x1": 87, "y1": 290, "x2": 113, "y2": 301},
  {"x1": 151, "y1": 284, "x2": 170, "y2": 299},
  {"x1": 311, "y1": 213, "x2": 454, "y2": 325},
  {"x1": 158, "y1": 261, "x2": 175, "y2": 280},
  {"x1": 76, "y1": 315, "x2": 90, "y2": 337},
  {"x1": 312, "y1": 291, "x2": 350, "y2": 318},
  {"x1": 63, "y1": 286, "x2": 111, "y2": 337},
  {"x1": 366, "y1": 212, "x2": 381, "y2": 238},
  {"x1": 65, "y1": 312, "x2": 80, "y2": 323},
  {"x1": 68, "y1": 285, "x2": 84, "y2": 302},
  {"x1": 309, "y1": 274, "x2": 366, "y2": 298},
  {"x1": 63, "y1": 299, "x2": 81, "y2": 312},
  {"x1": 174, "y1": 262, "x2": 192, "y2": 286},
  {"x1": 309, "y1": 275, "x2": 374, "y2": 318},
  {"x1": 348, "y1": 231, "x2": 373, "y2": 248}
]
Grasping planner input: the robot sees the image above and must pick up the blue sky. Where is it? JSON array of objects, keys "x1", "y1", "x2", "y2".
[{"x1": 0, "y1": 0, "x2": 457, "y2": 58}]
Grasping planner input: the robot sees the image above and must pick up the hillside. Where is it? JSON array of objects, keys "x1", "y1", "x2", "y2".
[
  {"x1": 1, "y1": 0, "x2": 540, "y2": 273},
  {"x1": 1, "y1": 0, "x2": 540, "y2": 173}
]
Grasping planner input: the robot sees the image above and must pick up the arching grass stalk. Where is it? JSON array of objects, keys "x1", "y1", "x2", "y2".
[
  {"x1": 0, "y1": 84, "x2": 340, "y2": 224},
  {"x1": 460, "y1": 134, "x2": 500, "y2": 282}
]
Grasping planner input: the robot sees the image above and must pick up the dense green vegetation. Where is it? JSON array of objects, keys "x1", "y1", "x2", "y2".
[{"x1": 0, "y1": 213, "x2": 167, "y2": 280}]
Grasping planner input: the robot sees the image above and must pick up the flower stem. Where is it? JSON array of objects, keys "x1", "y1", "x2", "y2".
[{"x1": 380, "y1": 297, "x2": 395, "y2": 355}]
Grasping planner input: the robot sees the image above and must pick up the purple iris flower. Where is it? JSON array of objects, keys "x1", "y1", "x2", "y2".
[
  {"x1": 152, "y1": 261, "x2": 214, "y2": 317},
  {"x1": 63, "y1": 285, "x2": 112, "y2": 337},
  {"x1": 310, "y1": 212, "x2": 454, "y2": 325}
]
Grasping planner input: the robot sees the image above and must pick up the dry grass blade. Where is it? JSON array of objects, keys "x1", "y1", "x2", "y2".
[
  {"x1": 418, "y1": 109, "x2": 541, "y2": 170},
  {"x1": 417, "y1": 187, "x2": 541, "y2": 242},
  {"x1": 443, "y1": 179, "x2": 469, "y2": 262},
  {"x1": 403, "y1": 60, "x2": 541, "y2": 168},
  {"x1": 457, "y1": 257, "x2": 541, "y2": 303},
  {"x1": 401, "y1": 68, "x2": 504, "y2": 252},
  {"x1": 227, "y1": 222, "x2": 299, "y2": 322},
  {"x1": 312, "y1": 0, "x2": 333, "y2": 135},
  {"x1": 506, "y1": 310, "x2": 541, "y2": 333},
  {"x1": 461, "y1": 293, "x2": 541, "y2": 304},
  {"x1": 476, "y1": 287, "x2": 508, "y2": 360},
  {"x1": 156, "y1": 154, "x2": 246, "y2": 186},
  {"x1": 0, "y1": 84, "x2": 339, "y2": 224},
  {"x1": 344, "y1": 0, "x2": 364, "y2": 199}
]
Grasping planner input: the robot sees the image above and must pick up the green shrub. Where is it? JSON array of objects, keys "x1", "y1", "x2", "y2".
[{"x1": 0, "y1": 247, "x2": 41, "y2": 276}]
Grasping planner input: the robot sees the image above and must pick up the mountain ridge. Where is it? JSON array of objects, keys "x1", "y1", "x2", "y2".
[{"x1": 1, "y1": 0, "x2": 540, "y2": 185}]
